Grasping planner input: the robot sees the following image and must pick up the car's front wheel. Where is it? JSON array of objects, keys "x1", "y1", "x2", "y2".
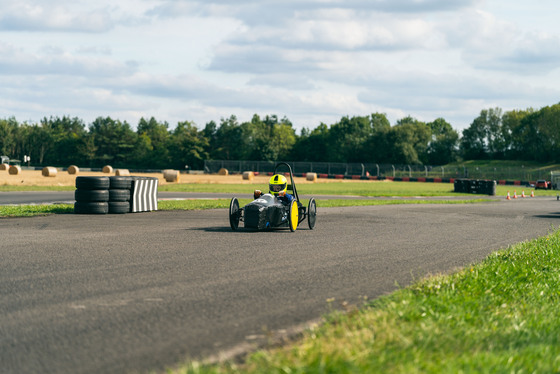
[
  {"x1": 229, "y1": 197, "x2": 240, "y2": 230},
  {"x1": 288, "y1": 200, "x2": 298, "y2": 232}
]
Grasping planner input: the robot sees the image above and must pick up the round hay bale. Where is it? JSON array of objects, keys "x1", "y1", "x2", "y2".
[
  {"x1": 218, "y1": 168, "x2": 229, "y2": 176},
  {"x1": 8, "y1": 165, "x2": 21, "y2": 175},
  {"x1": 115, "y1": 169, "x2": 130, "y2": 176},
  {"x1": 306, "y1": 172, "x2": 318, "y2": 182},
  {"x1": 67, "y1": 165, "x2": 79, "y2": 175},
  {"x1": 0, "y1": 163, "x2": 8, "y2": 171},
  {"x1": 42, "y1": 166, "x2": 58, "y2": 177},
  {"x1": 102, "y1": 165, "x2": 113, "y2": 173},
  {"x1": 163, "y1": 169, "x2": 180, "y2": 183},
  {"x1": 242, "y1": 171, "x2": 254, "y2": 181}
]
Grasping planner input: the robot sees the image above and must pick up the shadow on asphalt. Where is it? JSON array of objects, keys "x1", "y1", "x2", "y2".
[
  {"x1": 187, "y1": 226, "x2": 301, "y2": 234},
  {"x1": 186, "y1": 227, "x2": 234, "y2": 233},
  {"x1": 533, "y1": 212, "x2": 560, "y2": 219}
]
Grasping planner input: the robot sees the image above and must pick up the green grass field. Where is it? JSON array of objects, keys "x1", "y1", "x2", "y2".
[{"x1": 180, "y1": 229, "x2": 560, "y2": 374}]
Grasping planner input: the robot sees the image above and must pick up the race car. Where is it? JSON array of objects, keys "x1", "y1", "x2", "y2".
[{"x1": 228, "y1": 162, "x2": 317, "y2": 232}]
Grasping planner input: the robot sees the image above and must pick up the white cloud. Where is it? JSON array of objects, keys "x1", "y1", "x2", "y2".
[
  {"x1": 0, "y1": 0, "x2": 559, "y2": 132},
  {"x1": 0, "y1": 2, "x2": 115, "y2": 32},
  {"x1": 441, "y1": 9, "x2": 560, "y2": 73},
  {"x1": 0, "y1": 41, "x2": 136, "y2": 76},
  {"x1": 226, "y1": 15, "x2": 443, "y2": 51}
]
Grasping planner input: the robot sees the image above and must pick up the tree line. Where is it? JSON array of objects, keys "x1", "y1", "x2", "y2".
[{"x1": 0, "y1": 103, "x2": 559, "y2": 170}]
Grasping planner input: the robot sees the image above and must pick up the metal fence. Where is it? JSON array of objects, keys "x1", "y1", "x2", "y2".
[{"x1": 204, "y1": 160, "x2": 556, "y2": 181}]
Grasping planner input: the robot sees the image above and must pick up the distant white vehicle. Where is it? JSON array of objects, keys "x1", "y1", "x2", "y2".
[
  {"x1": 550, "y1": 172, "x2": 560, "y2": 190},
  {"x1": 1, "y1": 155, "x2": 8, "y2": 164}
]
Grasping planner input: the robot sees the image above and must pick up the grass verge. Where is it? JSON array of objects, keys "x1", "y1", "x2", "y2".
[
  {"x1": 0, "y1": 185, "x2": 76, "y2": 191},
  {"x1": 181, "y1": 229, "x2": 560, "y2": 374},
  {"x1": 0, "y1": 198, "x2": 494, "y2": 217},
  {"x1": 0, "y1": 204, "x2": 74, "y2": 217}
]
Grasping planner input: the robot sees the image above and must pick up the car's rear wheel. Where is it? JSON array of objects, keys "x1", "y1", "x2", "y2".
[
  {"x1": 229, "y1": 197, "x2": 240, "y2": 230},
  {"x1": 288, "y1": 200, "x2": 298, "y2": 232},
  {"x1": 307, "y1": 198, "x2": 317, "y2": 229}
]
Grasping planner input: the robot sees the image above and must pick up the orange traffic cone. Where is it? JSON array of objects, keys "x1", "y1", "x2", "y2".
[
  {"x1": 513, "y1": 191, "x2": 518, "y2": 199},
  {"x1": 521, "y1": 190, "x2": 526, "y2": 198},
  {"x1": 531, "y1": 190, "x2": 535, "y2": 197},
  {"x1": 506, "y1": 191, "x2": 511, "y2": 200}
]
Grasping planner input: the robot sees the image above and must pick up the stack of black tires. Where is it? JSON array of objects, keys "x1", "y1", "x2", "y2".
[
  {"x1": 108, "y1": 176, "x2": 133, "y2": 213},
  {"x1": 454, "y1": 179, "x2": 496, "y2": 195},
  {"x1": 74, "y1": 176, "x2": 132, "y2": 214}
]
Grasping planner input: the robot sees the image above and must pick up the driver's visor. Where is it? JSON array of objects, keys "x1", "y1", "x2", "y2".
[{"x1": 269, "y1": 183, "x2": 286, "y2": 192}]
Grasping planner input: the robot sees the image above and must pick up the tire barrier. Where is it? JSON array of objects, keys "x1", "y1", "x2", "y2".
[
  {"x1": 108, "y1": 176, "x2": 132, "y2": 214},
  {"x1": 109, "y1": 201, "x2": 130, "y2": 214},
  {"x1": 74, "y1": 202, "x2": 109, "y2": 214},
  {"x1": 74, "y1": 176, "x2": 157, "y2": 214},
  {"x1": 76, "y1": 176, "x2": 110, "y2": 190},
  {"x1": 108, "y1": 189, "x2": 130, "y2": 201},
  {"x1": 74, "y1": 176, "x2": 110, "y2": 214},
  {"x1": 109, "y1": 176, "x2": 132, "y2": 189},
  {"x1": 73, "y1": 176, "x2": 153, "y2": 214},
  {"x1": 131, "y1": 177, "x2": 158, "y2": 212},
  {"x1": 75, "y1": 189, "x2": 109, "y2": 202},
  {"x1": 454, "y1": 179, "x2": 496, "y2": 195}
]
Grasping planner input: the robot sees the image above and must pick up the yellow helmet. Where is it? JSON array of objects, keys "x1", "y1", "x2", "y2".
[{"x1": 269, "y1": 174, "x2": 287, "y2": 196}]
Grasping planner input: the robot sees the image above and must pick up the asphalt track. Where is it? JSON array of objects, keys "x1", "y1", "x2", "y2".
[{"x1": 2, "y1": 197, "x2": 560, "y2": 374}]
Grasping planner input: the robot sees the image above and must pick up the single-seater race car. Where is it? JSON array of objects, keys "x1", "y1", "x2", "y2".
[{"x1": 229, "y1": 162, "x2": 317, "y2": 232}]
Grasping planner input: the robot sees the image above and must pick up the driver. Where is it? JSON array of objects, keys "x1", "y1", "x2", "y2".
[{"x1": 253, "y1": 174, "x2": 294, "y2": 204}]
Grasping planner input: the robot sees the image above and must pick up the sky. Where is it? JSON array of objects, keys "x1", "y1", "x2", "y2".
[{"x1": 1, "y1": 0, "x2": 559, "y2": 132}]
